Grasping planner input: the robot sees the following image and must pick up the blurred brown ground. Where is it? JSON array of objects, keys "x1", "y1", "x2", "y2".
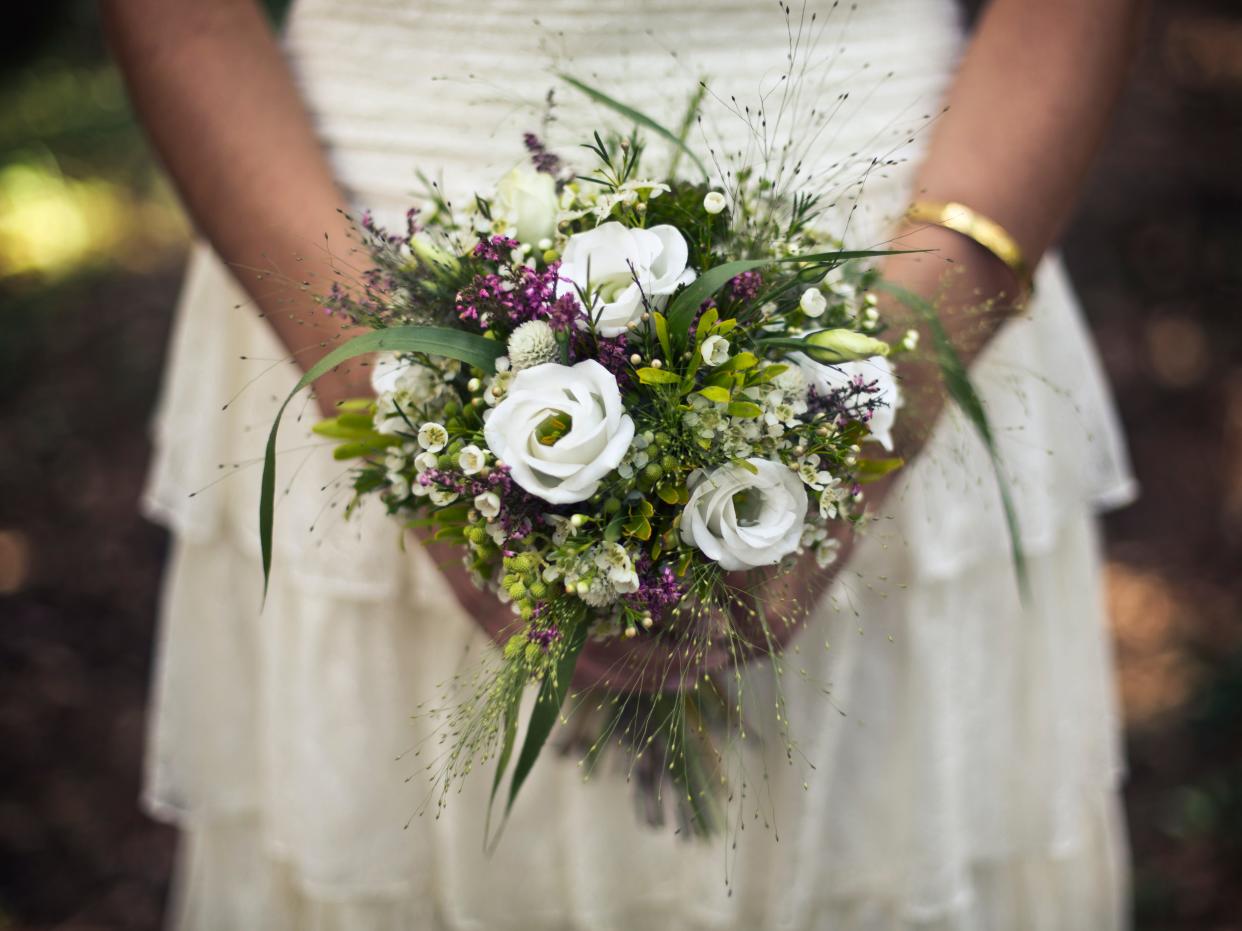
[{"x1": 1, "y1": 1, "x2": 1240, "y2": 929}]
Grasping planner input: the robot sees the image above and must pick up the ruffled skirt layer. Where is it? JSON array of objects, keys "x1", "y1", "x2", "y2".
[{"x1": 141, "y1": 0, "x2": 1136, "y2": 924}]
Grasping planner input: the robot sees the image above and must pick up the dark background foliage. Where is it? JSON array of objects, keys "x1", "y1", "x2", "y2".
[{"x1": 1, "y1": 1, "x2": 1240, "y2": 928}]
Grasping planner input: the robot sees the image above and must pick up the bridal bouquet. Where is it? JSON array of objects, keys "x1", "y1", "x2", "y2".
[{"x1": 259, "y1": 92, "x2": 953, "y2": 841}]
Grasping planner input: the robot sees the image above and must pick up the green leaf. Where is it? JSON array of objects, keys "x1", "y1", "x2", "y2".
[
  {"x1": 331, "y1": 438, "x2": 397, "y2": 460},
  {"x1": 749, "y1": 363, "x2": 789, "y2": 384},
  {"x1": 665, "y1": 258, "x2": 769, "y2": 340},
  {"x1": 694, "y1": 305, "x2": 719, "y2": 346},
  {"x1": 333, "y1": 398, "x2": 376, "y2": 414},
  {"x1": 484, "y1": 702, "x2": 520, "y2": 853},
  {"x1": 259, "y1": 325, "x2": 504, "y2": 600},
  {"x1": 666, "y1": 250, "x2": 911, "y2": 345},
  {"x1": 695, "y1": 385, "x2": 732, "y2": 404},
  {"x1": 656, "y1": 483, "x2": 685, "y2": 505},
  {"x1": 603, "y1": 515, "x2": 626, "y2": 543},
  {"x1": 879, "y1": 282, "x2": 1029, "y2": 598},
  {"x1": 725, "y1": 401, "x2": 762, "y2": 418},
  {"x1": 623, "y1": 514, "x2": 653, "y2": 540},
  {"x1": 558, "y1": 73, "x2": 710, "y2": 179},
  {"x1": 505, "y1": 618, "x2": 588, "y2": 815},
  {"x1": 311, "y1": 417, "x2": 381, "y2": 440},
  {"x1": 636, "y1": 366, "x2": 681, "y2": 385},
  {"x1": 652, "y1": 311, "x2": 672, "y2": 361},
  {"x1": 855, "y1": 456, "x2": 905, "y2": 482},
  {"x1": 667, "y1": 80, "x2": 707, "y2": 179},
  {"x1": 716, "y1": 351, "x2": 757, "y2": 372}
]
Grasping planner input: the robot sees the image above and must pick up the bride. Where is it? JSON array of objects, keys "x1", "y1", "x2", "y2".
[{"x1": 104, "y1": 0, "x2": 1142, "y2": 927}]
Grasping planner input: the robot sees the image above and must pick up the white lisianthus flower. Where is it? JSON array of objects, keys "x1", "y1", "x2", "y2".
[
  {"x1": 679, "y1": 458, "x2": 808, "y2": 571},
  {"x1": 794, "y1": 353, "x2": 903, "y2": 451},
  {"x1": 417, "y1": 422, "x2": 448, "y2": 452},
  {"x1": 556, "y1": 221, "x2": 696, "y2": 337},
  {"x1": 799, "y1": 287, "x2": 827, "y2": 318},
  {"x1": 458, "y1": 444, "x2": 486, "y2": 475},
  {"x1": 474, "y1": 491, "x2": 501, "y2": 520},
  {"x1": 700, "y1": 334, "x2": 730, "y2": 366},
  {"x1": 494, "y1": 166, "x2": 559, "y2": 245},
  {"x1": 702, "y1": 191, "x2": 728, "y2": 215},
  {"x1": 482, "y1": 359, "x2": 635, "y2": 504}
]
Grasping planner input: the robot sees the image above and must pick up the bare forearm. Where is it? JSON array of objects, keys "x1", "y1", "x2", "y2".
[
  {"x1": 915, "y1": 0, "x2": 1146, "y2": 261},
  {"x1": 100, "y1": 0, "x2": 370, "y2": 405},
  {"x1": 881, "y1": 0, "x2": 1145, "y2": 452}
]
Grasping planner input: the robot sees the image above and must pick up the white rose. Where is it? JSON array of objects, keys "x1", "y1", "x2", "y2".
[
  {"x1": 679, "y1": 458, "x2": 808, "y2": 571},
  {"x1": 556, "y1": 221, "x2": 696, "y2": 337},
  {"x1": 482, "y1": 359, "x2": 635, "y2": 504},
  {"x1": 700, "y1": 334, "x2": 730, "y2": 366},
  {"x1": 793, "y1": 353, "x2": 902, "y2": 451},
  {"x1": 494, "y1": 166, "x2": 559, "y2": 245}
]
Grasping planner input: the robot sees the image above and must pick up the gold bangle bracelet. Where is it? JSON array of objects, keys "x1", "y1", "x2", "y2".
[{"x1": 905, "y1": 200, "x2": 1031, "y2": 288}]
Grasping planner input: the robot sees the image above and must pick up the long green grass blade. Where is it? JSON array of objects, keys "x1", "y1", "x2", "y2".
[
  {"x1": 484, "y1": 702, "x2": 519, "y2": 853},
  {"x1": 259, "y1": 325, "x2": 503, "y2": 600},
  {"x1": 880, "y1": 283, "x2": 1030, "y2": 599},
  {"x1": 504, "y1": 618, "x2": 588, "y2": 816},
  {"x1": 558, "y1": 73, "x2": 711, "y2": 179},
  {"x1": 667, "y1": 81, "x2": 708, "y2": 179},
  {"x1": 664, "y1": 249, "x2": 906, "y2": 340},
  {"x1": 665, "y1": 258, "x2": 769, "y2": 337}
]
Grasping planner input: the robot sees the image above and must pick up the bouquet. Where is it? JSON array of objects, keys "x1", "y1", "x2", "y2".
[{"x1": 259, "y1": 79, "x2": 1010, "y2": 844}]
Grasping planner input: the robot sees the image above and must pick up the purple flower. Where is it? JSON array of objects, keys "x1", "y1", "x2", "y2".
[
  {"x1": 728, "y1": 270, "x2": 763, "y2": 302},
  {"x1": 523, "y1": 132, "x2": 563, "y2": 177},
  {"x1": 626, "y1": 556, "x2": 685, "y2": 621}
]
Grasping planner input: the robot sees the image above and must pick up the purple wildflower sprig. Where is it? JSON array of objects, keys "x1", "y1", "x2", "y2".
[
  {"x1": 807, "y1": 374, "x2": 889, "y2": 429},
  {"x1": 626, "y1": 555, "x2": 686, "y2": 622}
]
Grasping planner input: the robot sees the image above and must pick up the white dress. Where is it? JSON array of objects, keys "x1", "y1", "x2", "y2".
[{"x1": 141, "y1": 0, "x2": 1139, "y2": 928}]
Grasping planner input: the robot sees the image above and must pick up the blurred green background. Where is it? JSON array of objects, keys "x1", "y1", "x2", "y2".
[{"x1": 1, "y1": 1, "x2": 1240, "y2": 928}]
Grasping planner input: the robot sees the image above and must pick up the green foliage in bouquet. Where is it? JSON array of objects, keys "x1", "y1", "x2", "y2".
[{"x1": 257, "y1": 77, "x2": 1024, "y2": 845}]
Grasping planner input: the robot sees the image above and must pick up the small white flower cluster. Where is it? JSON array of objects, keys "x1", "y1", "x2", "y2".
[
  {"x1": 541, "y1": 540, "x2": 641, "y2": 609},
  {"x1": 616, "y1": 430, "x2": 657, "y2": 480},
  {"x1": 371, "y1": 357, "x2": 455, "y2": 436},
  {"x1": 681, "y1": 362, "x2": 811, "y2": 461}
]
